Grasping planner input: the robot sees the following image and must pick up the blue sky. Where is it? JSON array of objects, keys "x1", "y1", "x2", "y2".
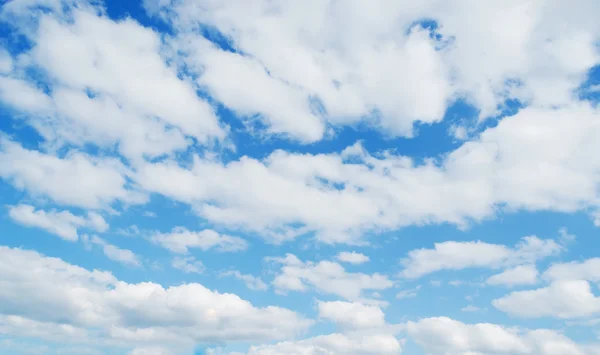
[{"x1": 1, "y1": 0, "x2": 600, "y2": 354}]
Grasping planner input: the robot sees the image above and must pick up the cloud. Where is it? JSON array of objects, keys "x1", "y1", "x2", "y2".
[
  {"x1": 395, "y1": 286, "x2": 420, "y2": 300},
  {"x1": 221, "y1": 270, "x2": 267, "y2": 291},
  {"x1": 400, "y1": 236, "x2": 561, "y2": 279},
  {"x1": 270, "y1": 254, "x2": 393, "y2": 303},
  {"x1": 151, "y1": 227, "x2": 248, "y2": 254},
  {"x1": 82, "y1": 235, "x2": 141, "y2": 267},
  {"x1": 460, "y1": 305, "x2": 480, "y2": 313},
  {"x1": 407, "y1": 316, "x2": 600, "y2": 355},
  {"x1": 219, "y1": 333, "x2": 403, "y2": 355},
  {"x1": 0, "y1": 48, "x2": 12, "y2": 74},
  {"x1": 13, "y1": 9, "x2": 224, "y2": 158},
  {"x1": 0, "y1": 246, "x2": 312, "y2": 349},
  {"x1": 487, "y1": 265, "x2": 539, "y2": 287},
  {"x1": 8, "y1": 204, "x2": 108, "y2": 241},
  {"x1": 147, "y1": 0, "x2": 599, "y2": 132},
  {"x1": 149, "y1": 1, "x2": 452, "y2": 141},
  {"x1": 543, "y1": 258, "x2": 600, "y2": 282},
  {"x1": 0, "y1": 138, "x2": 146, "y2": 209},
  {"x1": 134, "y1": 102, "x2": 600, "y2": 244},
  {"x1": 171, "y1": 256, "x2": 205, "y2": 274},
  {"x1": 493, "y1": 280, "x2": 600, "y2": 319},
  {"x1": 128, "y1": 347, "x2": 172, "y2": 355},
  {"x1": 1, "y1": 0, "x2": 600, "y2": 244},
  {"x1": 336, "y1": 251, "x2": 370, "y2": 264},
  {"x1": 317, "y1": 301, "x2": 386, "y2": 330}
]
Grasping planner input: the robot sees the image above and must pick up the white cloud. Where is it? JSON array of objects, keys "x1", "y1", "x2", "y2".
[
  {"x1": 400, "y1": 236, "x2": 561, "y2": 279},
  {"x1": 221, "y1": 270, "x2": 267, "y2": 291},
  {"x1": 116, "y1": 225, "x2": 141, "y2": 237},
  {"x1": 461, "y1": 305, "x2": 480, "y2": 312},
  {"x1": 395, "y1": 286, "x2": 420, "y2": 300},
  {"x1": 493, "y1": 280, "x2": 600, "y2": 319},
  {"x1": 151, "y1": 227, "x2": 248, "y2": 254},
  {"x1": 151, "y1": 2, "x2": 452, "y2": 141},
  {"x1": 225, "y1": 333, "x2": 403, "y2": 355},
  {"x1": 543, "y1": 258, "x2": 600, "y2": 282},
  {"x1": 8, "y1": 204, "x2": 108, "y2": 241},
  {"x1": 172, "y1": 256, "x2": 205, "y2": 274},
  {"x1": 82, "y1": 235, "x2": 141, "y2": 267},
  {"x1": 337, "y1": 251, "x2": 370, "y2": 264},
  {"x1": 0, "y1": 76, "x2": 53, "y2": 114},
  {"x1": 270, "y1": 254, "x2": 393, "y2": 303},
  {"x1": 317, "y1": 301, "x2": 385, "y2": 330},
  {"x1": 0, "y1": 48, "x2": 12, "y2": 74},
  {"x1": 181, "y1": 37, "x2": 325, "y2": 143},
  {"x1": 128, "y1": 347, "x2": 172, "y2": 355},
  {"x1": 0, "y1": 5, "x2": 227, "y2": 163},
  {"x1": 0, "y1": 0, "x2": 599, "y2": 245},
  {"x1": 146, "y1": 0, "x2": 599, "y2": 135},
  {"x1": 133, "y1": 102, "x2": 600, "y2": 244},
  {"x1": 0, "y1": 138, "x2": 146, "y2": 209},
  {"x1": 37, "y1": 10, "x2": 223, "y2": 141},
  {"x1": 0, "y1": 246, "x2": 312, "y2": 348},
  {"x1": 407, "y1": 316, "x2": 599, "y2": 355},
  {"x1": 0, "y1": 314, "x2": 88, "y2": 343},
  {"x1": 487, "y1": 265, "x2": 539, "y2": 287}
]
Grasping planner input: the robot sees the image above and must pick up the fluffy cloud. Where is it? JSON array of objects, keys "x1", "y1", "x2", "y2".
[
  {"x1": 395, "y1": 286, "x2": 420, "y2": 300},
  {"x1": 151, "y1": 227, "x2": 248, "y2": 254},
  {"x1": 1, "y1": 1, "x2": 600, "y2": 244},
  {"x1": 336, "y1": 251, "x2": 370, "y2": 265},
  {"x1": 487, "y1": 265, "x2": 539, "y2": 287},
  {"x1": 134, "y1": 102, "x2": 600, "y2": 244},
  {"x1": 0, "y1": 246, "x2": 312, "y2": 349},
  {"x1": 0, "y1": 138, "x2": 146, "y2": 209},
  {"x1": 270, "y1": 254, "x2": 393, "y2": 303},
  {"x1": 151, "y1": 2, "x2": 451, "y2": 141},
  {"x1": 0, "y1": 7, "x2": 226, "y2": 162},
  {"x1": 82, "y1": 235, "x2": 141, "y2": 267},
  {"x1": 493, "y1": 280, "x2": 600, "y2": 319},
  {"x1": 172, "y1": 256, "x2": 205, "y2": 274},
  {"x1": 317, "y1": 301, "x2": 386, "y2": 329},
  {"x1": 8, "y1": 204, "x2": 108, "y2": 241},
  {"x1": 146, "y1": 0, "x2": 599, "y2": 137},
  {"x1": 407, "y1": 316, "x2": 600, "y2": 355},
  {"x1": 217, "y1": 333, "x2": 403, "y2": 355},
  {"x1": 0, "y1": 48, "x2": 12, "y2": 74},
  {"x1": 400, "y1": 236, "x2": 561, "y2": 279},
  {"x1": 543, "y1": 258, "x2": 600, "y2": 282},
  {"x1": 221, "y1": 270, "x2": 268, "y2": 291}
]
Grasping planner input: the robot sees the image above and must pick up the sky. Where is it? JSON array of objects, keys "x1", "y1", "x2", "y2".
[{"x1": 0, "y1": 0, "x2": 600, "y2": 354}]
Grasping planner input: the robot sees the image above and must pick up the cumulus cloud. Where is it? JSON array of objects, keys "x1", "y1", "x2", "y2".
[
  {"x1": 8, "y1": 204, "x2": 108, "y2": 241},
  {"x1": 0, "y1": 138, "x2": 146, "y2": 210},
  {"x1": 493, "y1": 280, "x2": 600, "y2": 319},
  {"x1": 543, "y1": 258, "x2": 600, "y2": 282},
  {"x1": 0, "y1": 7, "x2": 225, "y2": 162},
  {"x1": 395, "y1": 286, "x2": 421, "y2": 300},
  {"x1": 81, "y1": 235, "x2": 141, "y2": 267},
  {"x1": 230, "y1": 333, "x2": 403, "y2": 355},
  {"x1": 407, "y1": 316, "x2": 600, "y2": 355},
  {"x1": 151, "y1": 227, "x2": 248, "y2": 254},
  {"x1": 146, "y1": 0, "x2": 599, "y2": 136},
  {"x1": 172, "y1": 256, "x2": 205, "y2": 274},
  {"x1": 221, "y1": 270, "x2": 268, "y2": 291},
  {"x1": 400, "y1": 236, "x2": 561, "y2": 279},
  {"x1": 487, "y1": 265, "x2": 539, "y2": 287},
  {"x1": 336, "y1": 251, "x2": 370, "y2": 264},
  {"x1": 270, "y1": 254, "x2": 393, "y2": 303},
  {"x1": 317, "y1": 301, "x2": 386, "y2": 330},
  {"x1": 0, "y1": 246, "x2": 312, "y2": 349}
]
